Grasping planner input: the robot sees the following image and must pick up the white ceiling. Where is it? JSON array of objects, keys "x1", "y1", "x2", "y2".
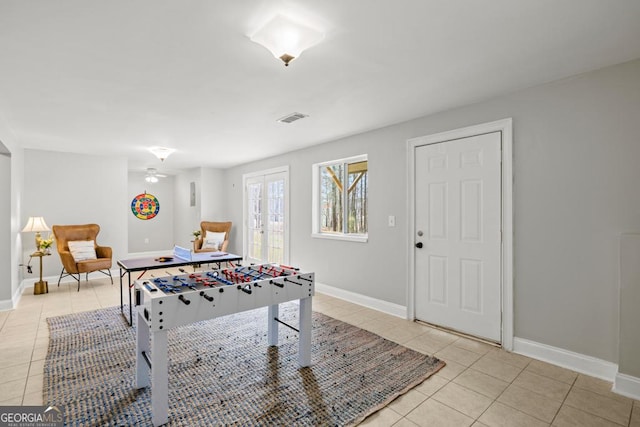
[{"x1": 1, "y1": 0, "x2": 640, "y2": 173}]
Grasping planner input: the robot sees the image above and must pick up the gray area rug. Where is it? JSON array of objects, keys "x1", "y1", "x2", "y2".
[{"x1": 44, "y1": 304, "x2": 444, "y2": 426}]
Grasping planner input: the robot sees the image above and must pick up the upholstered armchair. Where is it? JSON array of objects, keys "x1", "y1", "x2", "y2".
[
  {"x1": 52, "y1": 224, "x2": 113, "y2": 291},
  {"x1": 193, "y1": 221, "x2": 232, "y2": 253}
]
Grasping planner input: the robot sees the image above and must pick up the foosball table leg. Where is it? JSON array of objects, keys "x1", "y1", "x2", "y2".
[
  {"x1": 135, "y1": 311, "x2": 169, "y2": 426},
  {"x1": 151, "y1": 329, "x2": 169, "y2": 427},
  {"x1": 298, "y1": 296, "x2": 312, "y2": 367},
  {"x1": 267, "y1": 304, "x2": 279, "y2": 346},
  {"x1": 135, "y1": 311, "x2": 150, "y2": 389}
]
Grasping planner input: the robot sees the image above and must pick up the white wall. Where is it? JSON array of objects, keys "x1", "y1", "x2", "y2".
[
  {"x1": 23, "y1": 149, "x2": 128, "y2": 278},
  {"x1": 0, "y1": 113, "x2": 24, "y2": 309},
  {"x1": 224, "y1": 135, "x2": 405, "y2": 302},
  {"x1": 127, "y1": 171, "x2": 175, "y2": 253},
  {"x1": 200, "y1": 167, "x2": 226, "y2": 220},
  {"x1": 0, "y1": 150, "x2": 11, "y2": 301},
  {"x1": 224, "y1": 58, "x2": 640, "y2": 365},
  {"x1": 201, "y1": 167, "x2": 235, "y2": 251},
  {"x1": 173, "y1": 168, "x2": 201, "y2": 249},
  {"x1": 619, "y1": 234, "x2": 640, "y2": 378},
  {"x1": 167, "y1": 166, "x2": 232, "y2": 252}
]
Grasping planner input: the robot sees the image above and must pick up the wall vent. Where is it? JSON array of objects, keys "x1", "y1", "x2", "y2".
[{"x1": 277, "y1": 112, "x2": 308, "y2": 124}]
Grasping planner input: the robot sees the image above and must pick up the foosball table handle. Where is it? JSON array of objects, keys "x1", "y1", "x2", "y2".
[
  {"x1": 199, "y1": 291, "x2": 214, "y2": 302},
  {"x1": 269, "y1": 280, "x2": 284, "y2": 288}
]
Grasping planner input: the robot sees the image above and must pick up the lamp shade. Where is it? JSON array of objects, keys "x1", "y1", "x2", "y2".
[
  {"x1": 250, "y1": 15, "x2": 324, "y2": 66},
  {"x1": 22, "y1": 216, "x2": 50, "y2": 233}
]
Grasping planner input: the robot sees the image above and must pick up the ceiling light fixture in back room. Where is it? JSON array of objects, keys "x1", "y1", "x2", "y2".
[
  {"x1": 145, "y1": 168, "x2": 167, "y2": 183},
  {"x1": 250, "y1": 14, "x2": 324, "y2": 66}
]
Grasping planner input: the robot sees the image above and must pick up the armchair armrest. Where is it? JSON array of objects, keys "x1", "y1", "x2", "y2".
[
  {"x1": 96, "y1": 245, "x2": 112, "y2": 259},
  {"x1": 194, "y1": 237, "x2": 203, "y2": 251}
]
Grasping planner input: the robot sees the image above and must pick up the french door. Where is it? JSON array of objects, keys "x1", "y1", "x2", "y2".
[{"x1": 244, "y1": 167, "x2": 289, "y2": 265}]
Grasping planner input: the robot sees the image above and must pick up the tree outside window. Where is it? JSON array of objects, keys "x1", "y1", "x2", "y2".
[{"x1": 313, "y1": 155, "x2": 368, "y2": 241}]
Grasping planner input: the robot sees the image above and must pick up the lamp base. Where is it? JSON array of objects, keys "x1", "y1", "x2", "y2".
[
  {"x1": 34, "y1": 280, "x2": 48, "y2": 295},
  {"x1": 35, "y1": 231, "x2": 42, "y2": 251}
]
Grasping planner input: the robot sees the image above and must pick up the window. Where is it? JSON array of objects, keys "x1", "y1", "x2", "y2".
[{"x1": 312, "y1": 155, "x2": 368, "y2": 242}]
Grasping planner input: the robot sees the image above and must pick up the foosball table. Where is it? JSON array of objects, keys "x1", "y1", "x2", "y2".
[{"x1": 134, "y1": 263, "x2": 315, "y2": 426}]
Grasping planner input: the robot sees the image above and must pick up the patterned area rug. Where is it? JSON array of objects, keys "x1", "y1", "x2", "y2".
[{"x1": 44, "y1": 304, "x2": 444, "y2": 426}]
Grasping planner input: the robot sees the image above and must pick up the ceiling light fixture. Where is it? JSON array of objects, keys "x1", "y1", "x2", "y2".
[
  {"x1": 250, "y1": 14, "x2": 324, "y2": 66},
  {"x1": 144, "y1": 168, "x2": 165, "y2": 183},
  {"x1": 148, "y1": 146, "x2": 176, "y2": 162}
]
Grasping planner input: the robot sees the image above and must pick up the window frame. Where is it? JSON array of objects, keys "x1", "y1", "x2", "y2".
[{"x1": 311, "y1": 154, "x2": 368, "y2": 243}]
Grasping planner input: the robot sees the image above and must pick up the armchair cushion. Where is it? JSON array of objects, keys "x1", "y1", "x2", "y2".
[
  {"x1": 76, "y1": 258, "x2": 112, "y2": 274},
  {"x1": 202, "y1": 232, "x2": 226, "y2": 250},
  {"x1": 68, "y1": 240, "x2": 97, "y2": 261}
]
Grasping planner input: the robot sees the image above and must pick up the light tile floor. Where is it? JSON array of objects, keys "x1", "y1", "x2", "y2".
[{"x1": 1, "y1": 274, "x2": 639, "y2": 426}]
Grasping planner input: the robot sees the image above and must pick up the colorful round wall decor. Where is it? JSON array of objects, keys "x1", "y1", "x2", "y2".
[{"x1": 131, "y1": 193, "x2": 160, "y2": 220}]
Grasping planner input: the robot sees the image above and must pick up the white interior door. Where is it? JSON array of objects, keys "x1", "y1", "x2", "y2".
[
  {"x1": 244, "y1": 169, "x2": 288, "y2": 264},
  {"x1": 414, "y1": 132, "x2": 502, "y2": 342}
]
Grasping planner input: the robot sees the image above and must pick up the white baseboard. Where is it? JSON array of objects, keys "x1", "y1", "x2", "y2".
[
  {"x1": 315, "y1": 282, "x2": 407, "y2": 318},
  {"x1": 21, "y1": 268, "x2": 120, "y2": 289},
  {"x1": 513, "y1": 337, "x2": 618, "y2": 382},
  {"x1": 4, "y1": 268, "x2": 122, "y2": 311},
  {"x1": 22, "y1": 270, "x2": 67, "y2": 288},
  {"x1": 0, "y1": 280, "x2": 26, "y2": 311},
  {"x1": 613, "y1": 372, "x2": 640, "y2": 400}
]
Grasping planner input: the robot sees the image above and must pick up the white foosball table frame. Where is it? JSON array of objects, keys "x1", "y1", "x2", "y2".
[{"x1": 134, "y1": 264, "x2": 314, "y2": 426}]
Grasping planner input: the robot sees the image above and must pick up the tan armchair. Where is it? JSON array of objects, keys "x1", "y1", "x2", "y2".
[
  {"x1": 52, "y1": 224, "x2": 113, "y2": 291},
  {"x1": 194, "y1": 221, "x2": 232, "y2": 253}
]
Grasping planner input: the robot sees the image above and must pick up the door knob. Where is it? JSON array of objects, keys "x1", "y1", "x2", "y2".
[{"x1": 415, "y1": 242, "x2": 423, "y2": 249}]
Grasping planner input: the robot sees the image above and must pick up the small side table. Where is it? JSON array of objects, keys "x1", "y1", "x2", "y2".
[{"x1": 31, "y1": 251, "x2": 51, "y2": 295}]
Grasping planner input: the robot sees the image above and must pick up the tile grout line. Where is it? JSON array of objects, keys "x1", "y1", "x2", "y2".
[
  {"x1": 548, "y1": 374, "x2": 578, "y2": 426},
  {"x1": 429, "y1": 378, "x2": 494, "y2": 425},
  {"x1": 20, "y1": 304, "x2": 44, "y2": 405},
  {"x1": 473, "y1": 357, "x2": 535, "y2": 425}
]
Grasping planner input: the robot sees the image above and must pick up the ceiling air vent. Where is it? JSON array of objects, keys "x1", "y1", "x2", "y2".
[{"x1": 277, "y1": 112, "x2": 308, "y2": 124}]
